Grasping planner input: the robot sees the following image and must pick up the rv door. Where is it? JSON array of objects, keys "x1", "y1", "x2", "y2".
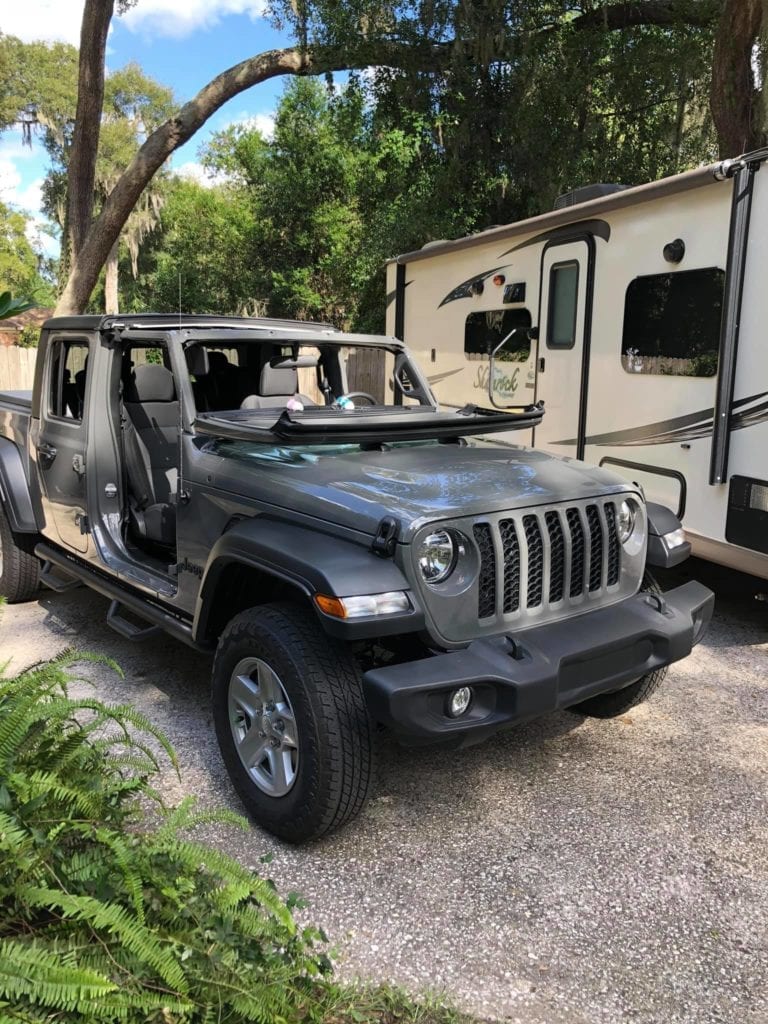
[{"x1": 534, "y1": 239, "x2": 593, "y2": 458}]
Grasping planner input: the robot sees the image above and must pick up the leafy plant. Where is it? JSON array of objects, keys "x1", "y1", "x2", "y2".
[
  {"x1": 0, "y1": 651, "x2": 334, "y2": 1023},
  {"x1": 0, "y1": 292, "x2": 36, "y2": 321}
]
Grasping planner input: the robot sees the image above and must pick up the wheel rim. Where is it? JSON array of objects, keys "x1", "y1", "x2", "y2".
[{"x1": 228, "y1": 657, "x2": 299, "y2": 797}]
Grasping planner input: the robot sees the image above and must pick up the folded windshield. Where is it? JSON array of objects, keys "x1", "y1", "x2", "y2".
[{"x1": 186, "y1": 334, "x2": 543, "y2": 444}]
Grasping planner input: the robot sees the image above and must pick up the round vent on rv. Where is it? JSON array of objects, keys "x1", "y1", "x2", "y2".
[{"x1": 553, "y1": 183, "x2": 629, "y2": 211}]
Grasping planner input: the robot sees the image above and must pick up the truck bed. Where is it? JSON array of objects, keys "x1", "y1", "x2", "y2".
[{"x1": 0, "y1": 390, "x2": 32, "y2": 411}]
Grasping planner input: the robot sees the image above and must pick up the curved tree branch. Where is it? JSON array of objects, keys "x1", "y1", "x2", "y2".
[{"x1": 55, "y1": 0, "x2": 722, "y2": 315}]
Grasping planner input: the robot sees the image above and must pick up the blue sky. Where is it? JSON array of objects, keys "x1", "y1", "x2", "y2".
[{"x1": 0, "y1": 0, "x2": 300, "y2": 256}]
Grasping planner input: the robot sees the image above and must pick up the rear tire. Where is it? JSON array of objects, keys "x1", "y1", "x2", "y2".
[
  {"x1": 573, "y1": 572, "x2": 668, "y2": 718},
  {"x1": 212, "y1": 602, "x2": 375, "y2": 843},
  {"x1": 0, "y1": 502, "x2": 39, "y2": 603}
]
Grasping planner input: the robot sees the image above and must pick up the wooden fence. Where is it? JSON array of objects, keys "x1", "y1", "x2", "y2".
[{"x1": 0, "y1": 346, "x2": 36, "y2": 392}]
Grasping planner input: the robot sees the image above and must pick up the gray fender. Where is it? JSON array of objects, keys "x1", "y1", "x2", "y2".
[
  {"x1": 0, "y1": 437, "x2": 38, "y2": 532},
  {"x1": 193, "y1": 517, "x2": 424, "y2": 642},
  {"x1": 646, "y1": 501, "x2": 691, "y2": 569}
]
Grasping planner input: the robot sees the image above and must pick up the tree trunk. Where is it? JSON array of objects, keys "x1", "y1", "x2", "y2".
[
  {"x1": 104, "y1": 238, "x2": 119, "y2": 314},
  {"x1": 66, "y1": 0, "x2": 115, "y2": 263},
  {"x1": 53, "y1": 0, "x2": 722, "y2": 316},
  {"x1": 711, "y1": 0, "x2": 763, "y2": 157}
]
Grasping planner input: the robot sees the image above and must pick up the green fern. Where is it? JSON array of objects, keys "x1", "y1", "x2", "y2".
[{"x1": 0, "y1": 652, "x2": 333, "y2": 1023}]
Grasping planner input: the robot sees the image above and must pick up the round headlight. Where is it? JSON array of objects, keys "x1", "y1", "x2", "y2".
[
  {"x1": 418, "y1": 530, "x2": 456, "y2": 584},
  {"x1": 617, "y1": 500, "x2": 636, "y2": 544}
]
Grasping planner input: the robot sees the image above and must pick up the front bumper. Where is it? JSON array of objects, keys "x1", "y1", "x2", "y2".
[{"x1": 362, "y1": 581, "x2": 713, "y2": 745}]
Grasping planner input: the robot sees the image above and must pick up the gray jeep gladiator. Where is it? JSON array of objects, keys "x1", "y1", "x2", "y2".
[{"x1": 0, "y1": 314, "x2": 713, "y2": 842}]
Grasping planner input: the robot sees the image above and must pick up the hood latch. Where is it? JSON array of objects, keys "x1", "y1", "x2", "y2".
[{"x1": 371, "y1": 516, "x2": 400, "y2": 558}]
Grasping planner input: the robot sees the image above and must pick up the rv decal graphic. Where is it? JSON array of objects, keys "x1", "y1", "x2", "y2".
[
  {"x1": 438, "y1": 266, "x2": 508, "y2": 308},
  {"x1": 473, "y1": 363, "x2": 522, "y2": 399},
  {"x1": 552, "y1": 393, "x2": 768, "y2": 447},
  {"x1": 499, "y1": 218, "x2": 611, "y2": 257},
  {"x1": 427, "y1": 368, "x2": 464, "y2": 385}
]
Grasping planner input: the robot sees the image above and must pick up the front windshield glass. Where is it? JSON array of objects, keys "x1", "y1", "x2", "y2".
[{"x1": 186, "y1": 338, "x2": 429, "y2": 416}]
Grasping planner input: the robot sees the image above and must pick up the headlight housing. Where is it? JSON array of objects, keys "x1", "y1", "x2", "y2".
[
  {"x1": 418, "y1": 530, "x2": 457, "y2": 584},
  {"x1": 617, "y1": 499, "x2": 637, "y2": 544}
]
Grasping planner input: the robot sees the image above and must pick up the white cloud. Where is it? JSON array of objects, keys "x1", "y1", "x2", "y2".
[
  {"x1": 15, "y1": 179, "x2": 45, "y2": 214},
  {"x1": 2, "y1": 0, "x2": 268, "y2": 45},
  {"x1": 0, "y1": 158, "x2": 45, "y2": 216},
  {"x1": 120, "y1": 0, "x2": 268, "y2": 39},
  {"x1": 244, "y1": 113, "x2": 278, "y2": 140},
  {"x1": 173, "y1": 161, "x2": 218, "y2": 187},
  {"x1": 0, "y1": 159, "x2": 23, "y2": 201},
  {"x1": 1, "y1": 1, "x2": 84, "y2": 44}
]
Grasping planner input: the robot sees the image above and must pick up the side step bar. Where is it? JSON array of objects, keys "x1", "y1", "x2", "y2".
[
  {"x1": 40, "y1": 559, "x2": 82, "y2": 593},
  {"x1": 34, "y1": 542, "x2": 205, "y2": 651},
  {"x1": 107, "y1": 600, "x2": 162, "y2": 641}
]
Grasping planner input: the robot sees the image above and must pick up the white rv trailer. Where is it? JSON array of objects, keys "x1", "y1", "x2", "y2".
[{"x1": 385, "y1": 149, "x2": 768, "y2": 581}]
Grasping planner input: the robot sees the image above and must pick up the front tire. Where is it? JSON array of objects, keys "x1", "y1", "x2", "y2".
[
  {"x1": 573, "y1": 572, "x2": 668, "y2": 718},
  {"x1": 212, "y1": 602, "x2": 375, "y2": 843},
  {"x1": 0, "y1": 502, "x2": 39, "y2": 603}
]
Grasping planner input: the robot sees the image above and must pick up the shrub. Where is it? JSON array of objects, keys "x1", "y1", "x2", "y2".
[{"x1": 0, "y1": 651, "x2": 333, "y2": 1023}]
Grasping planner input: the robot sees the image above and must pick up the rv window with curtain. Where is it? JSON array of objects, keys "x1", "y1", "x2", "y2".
[
  {"x1": 547, "y1": 262, "x2": 579, "y2": 348},
  {"x1": 464, "y1": 309, "x2": 532, "y2": 360},
  {"x1": 621, "y1": 267, "x2": 724, "y2": 376}
]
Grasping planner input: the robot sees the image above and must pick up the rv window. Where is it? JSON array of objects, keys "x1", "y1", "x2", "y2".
[
  {"x1": 547, "y1": 261, "x2": 579, "y2": 349},
  {"x1": 464, "y1": 309, "x2": 532, "y2": 361},
  {"x1": 621, "y1": 267, "x2": 724, "y2": 377}
]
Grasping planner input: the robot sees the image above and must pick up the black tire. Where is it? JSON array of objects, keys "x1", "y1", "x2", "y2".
[
  {"x1": 0, "y1": 502, "x2": 39, "y2": 603},
  {"x1": 572, "y1": 572, "x2": 668, "y2": 719},
  {"x1": 212, "y1": 602, "x2": 375, "y2": 843}
]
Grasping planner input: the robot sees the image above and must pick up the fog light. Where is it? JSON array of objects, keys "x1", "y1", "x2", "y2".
[{"x1": 447, "y1": 686, "x2": 472, "y2": 718}]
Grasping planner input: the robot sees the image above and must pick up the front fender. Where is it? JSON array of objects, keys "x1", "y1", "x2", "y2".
[
  {"x1": 0, "y1": 437, "x2": 38, "y2": 532},
  {"x1": 193, "y1": 517, "x2": 424, "y2": 642}
]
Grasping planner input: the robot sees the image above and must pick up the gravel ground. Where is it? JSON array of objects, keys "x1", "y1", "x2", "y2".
[{"x1": 1, "y1": 558, "x2": 766, "y2": 1024}]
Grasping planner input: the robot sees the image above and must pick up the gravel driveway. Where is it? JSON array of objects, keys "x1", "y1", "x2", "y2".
[{"x1": 2, "y1": 558, "x2": 766, "y2": 1024}]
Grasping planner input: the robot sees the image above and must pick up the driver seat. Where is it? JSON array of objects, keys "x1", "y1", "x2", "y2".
[{"x1": 122, "y1": 364, "x2": 178, "y2": 548}]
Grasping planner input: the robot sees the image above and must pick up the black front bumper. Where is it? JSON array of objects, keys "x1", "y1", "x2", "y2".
[{"x1": 362, "y1": 581, "x2": 714, "y2": 745}]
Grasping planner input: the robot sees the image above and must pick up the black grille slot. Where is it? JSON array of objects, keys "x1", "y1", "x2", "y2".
[
  {"x1": 523, "y1": 515, "x2": 544, "y2": 608},
  {"x1": 474, "y1": 523, "x2": 496, "y2": 619},
  {"x1": 586, "y1": 504, "x2": 604, "y2": 592},
  {"x1": 566, "y1": 508, "x2": 585, "y2": 597},
  {"x1": 545, "y1": 511, "x2": 565, "y2": 603},
  {"x1": 604, "y1": 503, "x2": 620, "y2": 586},
  {"x1": 499, "y1": 519, "x2": 521, "y2": 613}
]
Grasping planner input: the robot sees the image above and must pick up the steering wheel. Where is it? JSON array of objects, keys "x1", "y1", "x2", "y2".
[{"x1": 339, "y1": 392, "x2": 378, "y2": 406}]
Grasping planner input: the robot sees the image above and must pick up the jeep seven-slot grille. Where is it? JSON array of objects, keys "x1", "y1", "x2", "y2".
[{"x1": 476, "y1": 501, "x2": 621, "y2": 621}]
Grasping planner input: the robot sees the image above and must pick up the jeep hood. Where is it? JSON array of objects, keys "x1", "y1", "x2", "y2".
[{"x1": 200, "y1": 439, "x2": 637, "y2": 539}]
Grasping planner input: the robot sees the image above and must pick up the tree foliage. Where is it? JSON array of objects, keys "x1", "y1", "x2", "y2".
[{"x1": 0, "y1": 202, "x2": 54, "y2": 305}]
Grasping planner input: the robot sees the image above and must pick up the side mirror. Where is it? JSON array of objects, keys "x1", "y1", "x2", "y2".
[{"x1": 488, "y1": 327, "x2": 534, "y2": 409}]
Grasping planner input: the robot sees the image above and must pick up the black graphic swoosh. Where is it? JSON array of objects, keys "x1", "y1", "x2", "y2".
[
  {"x1": 551, "y1": 392, "x2": 768, "y2": 446},
  {"x1": 498, "y1": 218, "x2": 611, "y2": 257},
  {"x1": 438, "y1": 266, "x2": 509, "y2": 308}
]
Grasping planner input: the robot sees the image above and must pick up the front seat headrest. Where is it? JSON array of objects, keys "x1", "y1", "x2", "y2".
[
  {"x1": 260, "y1": 361, "x2": 298, "y2": 397},
  {"x1": 186, "y1": 345, "x2": 210, "y2": 377},
  {"x1": 125, "y1": 363, "x2": 176, "y2": 403}
]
